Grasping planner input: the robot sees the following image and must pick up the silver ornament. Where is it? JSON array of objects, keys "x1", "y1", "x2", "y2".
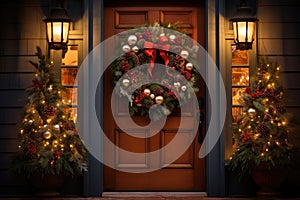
[
  {"x1": 122, "y1": 45, "x2": 131, "y2": 53},
  {"x1": 180, "y1": 50, "x2": 189, "y2": 59},
  {"x1": 128, "y1": 35, "x2": 137, "y2": 45},
  {"x1": 53, "y1": 124, "x2": 60, "y2": 131},
  {"x1": 169, "y1": 34, "x2": 176, "y2": 41},
  {"x1": 181, "y1": 85, "x2": 187, "y2": 92}
]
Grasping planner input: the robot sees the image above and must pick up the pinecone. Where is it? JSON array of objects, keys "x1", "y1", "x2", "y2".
[
  {"x1": 138, "y1": 52, "x2": 148, "y2": 64},
  {"x1": 256, "y1": 122, "x2": 269, "y2": 135},
  {"x1": 152, "y1": 86, "x2": 164, "y2": 95},
  {"x1": 276, "y1": 105, "x2": 286, "y2": 114},
  {"x1": 44, "y1": 105, "x2": 56, "y2": 117},
  {"x1": 168, "y1": 54, "x2": 176, "y2": 67},
  {"x1": 263, "y1": 88, "x2": 274, "y2": 98}
]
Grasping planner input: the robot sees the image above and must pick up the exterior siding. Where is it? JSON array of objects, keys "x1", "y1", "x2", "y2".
[
  {"x1": 257, "y1": 0, "x2": 300, "y2": 195},
  {"x1": 0, "y1": 0, "x2": 48, "y2": 196}
]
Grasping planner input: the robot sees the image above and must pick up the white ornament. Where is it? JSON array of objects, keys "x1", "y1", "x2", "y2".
[
  {"x1": 155, "y1": 96, "x2": 164, "y2": 104},
  {"x1": 122, "y1": 45, "x2": 131, "y2": 53},
  {"x1": 248, "y1": 108, "x2": 256, "y2": 118},
  {"x1": 128, "y1": 35, "x2": 137, "y2": 45},
  {"x1": 143, "y1": 89, "x2": 151, "y2": 96},
  {"x1": 169, "y1": 34, "x2": 176, "y2": 41},
  {"x1": 186, "y1": 62, "x2": 193, "y2": 71},
  {"x1": 180, "y1": 50, "x2": 189, "y2": 59},
  {"x1": 54, "y1": 124, "x2": 60, "y2": 131},
  {"x1": 122, "y1": 79, "x2": 130, "y2": 87},
  {"x1": 181, "y1": 85, "x2": 187, "y2": 92},
  {"x1": 150, "y1": 94, "x2": 155, "y2": 99}
]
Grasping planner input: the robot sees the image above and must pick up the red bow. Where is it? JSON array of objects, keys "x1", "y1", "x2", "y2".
[{"x1": 143, "y1": 36, "x2": 170, "y2": 77}]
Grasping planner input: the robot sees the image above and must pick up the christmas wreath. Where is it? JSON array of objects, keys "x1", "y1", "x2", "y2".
[{"x1": 110, "y1": 22, "x2": 201, "y2": 119}]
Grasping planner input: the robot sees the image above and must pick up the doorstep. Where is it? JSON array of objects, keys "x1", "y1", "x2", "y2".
[{"x1": 102, "y1": 191, "x2": 207, "y2": 198}]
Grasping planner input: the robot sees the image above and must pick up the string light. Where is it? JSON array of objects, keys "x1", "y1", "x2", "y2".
[{"x1": 20, "y1": 129, "x2": 24, "y2": 134}]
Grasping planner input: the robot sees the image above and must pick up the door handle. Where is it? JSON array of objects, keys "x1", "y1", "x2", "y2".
[
  {"x1": 197, "y1": 97, "x2": 204, "y2": 144},
  {"x1": 197, "y1": 111, "x2": 205, "y2": 144}
]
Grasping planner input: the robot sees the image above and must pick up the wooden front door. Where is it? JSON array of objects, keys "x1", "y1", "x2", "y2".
[{"x1": 103, "y1": 2, "x2": 206, "y2": 191}]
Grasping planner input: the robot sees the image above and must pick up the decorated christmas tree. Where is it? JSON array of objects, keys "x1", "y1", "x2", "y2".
[
  {"x1": 229, "y1": 59, "x2": 294, "y2": 175},
  {"x1": 11, "y1": 47, "x2": 87, "y2": 177}
]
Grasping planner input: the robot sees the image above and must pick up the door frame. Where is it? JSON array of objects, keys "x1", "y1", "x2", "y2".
[{"x1": 81, "y1": 0, "x2": 226, "y2": 197}]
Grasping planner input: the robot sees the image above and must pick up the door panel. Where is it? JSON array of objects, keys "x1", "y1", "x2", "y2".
[{"x1": 103, "y1": 4, "x2": 206, "y2": 191}]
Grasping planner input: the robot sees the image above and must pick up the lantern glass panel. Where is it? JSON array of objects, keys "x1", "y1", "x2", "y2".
[
  {"x1": 233, "y1": 21, "x2": 255, "y2": 43},
  {"x1": 47, "y1": 22, "x2": 69, "y2": 43}
]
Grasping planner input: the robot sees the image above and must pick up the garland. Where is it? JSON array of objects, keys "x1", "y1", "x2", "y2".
[{"x1": 110, "y1": 22, "x2": 201, "y2": 119}]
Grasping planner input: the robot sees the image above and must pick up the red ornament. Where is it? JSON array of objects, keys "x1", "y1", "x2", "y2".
[
  {"x1": 241, "y1": 132, "x2": 251, "y2": 143},
  {"x1": 245, "y1": 87, "x2": 251, "y2": 95},
  {"x1": 32, "y1": 79, "x2": 42, "y2": 88}
]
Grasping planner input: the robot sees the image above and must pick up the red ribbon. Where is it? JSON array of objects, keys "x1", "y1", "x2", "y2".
[{"x1": 143, "y1": 36, "x2": 170, "y2": 77}]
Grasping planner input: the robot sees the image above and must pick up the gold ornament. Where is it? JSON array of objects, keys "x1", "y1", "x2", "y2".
[
  {"x1": 122, "y1": 79, "x2": 130, "y2": 87},
  {"x1": 143, "y1": 88, "x2": 151, "y2": 96},
  {"x1": 180, "y1": 50, "x2": 189, "y2": 59},
  {"x1": 43, "y1": 131, "x2": 52, "y2": 139},
  {"x1": 150, "y1": 94, "x2": 155, "y2": 99},
  {"x1": 122, "y1": 45, "x2": 131, "y2": 53},
  {"x1": 174, "y1": 82, "x2": 181, "y2": 89},
  {"x1": 128, "y1": 35, "x2": 138, "y2": 45},
  {"x1": 186, "y1": 62, "x2": 193, "y2": 71},
  {"x1": 248, "y1": 108, "x2": 256, "y2": 118},
  {"x1": 132, "y1": 46, "x2": 139, "y2": 53},
  {"x1": 155, "y1": 96, "x2": 164, "y2": 104}
]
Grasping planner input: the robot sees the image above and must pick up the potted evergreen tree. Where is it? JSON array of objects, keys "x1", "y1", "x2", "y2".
[
  {"x1": 228, "y1": 59, "x2": 295, "y2": 196},
  {"x1": 10, "y1": 47, "x2": 87, "y2": 196}
]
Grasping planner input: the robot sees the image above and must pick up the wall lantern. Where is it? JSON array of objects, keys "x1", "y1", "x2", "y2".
[
  {"x1": 43, "y1": 2, "x2": 71, "y2": 57},
  {"x1": 230, "y1": 0, "x2": 258, "y2": 50}
]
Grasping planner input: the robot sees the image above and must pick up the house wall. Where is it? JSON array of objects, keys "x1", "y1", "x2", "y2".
[
  {"x1": 0, "y1": 0, "x2": 85, "y2": 196},
  {"x1": 257, "y1": 0, "x2": 300, "y2": 195},
  {"x1": 0, "y1": 0, "x2": 48, "y2": 195}
]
